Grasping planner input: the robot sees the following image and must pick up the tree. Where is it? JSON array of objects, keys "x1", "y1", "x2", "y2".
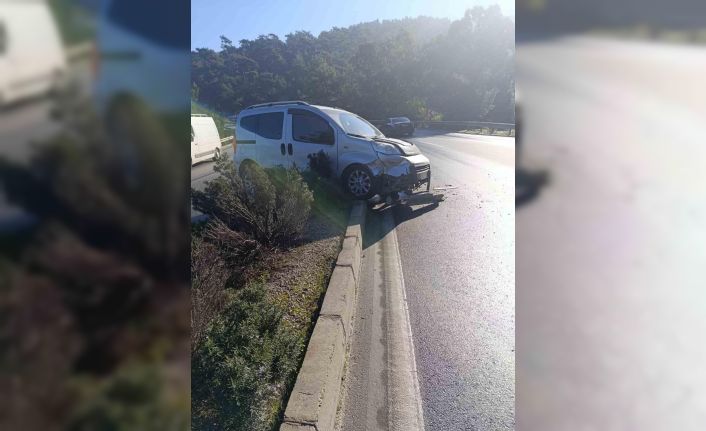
[{"x1": 191, "y1": 9, "x2": 515, "y2": 123}]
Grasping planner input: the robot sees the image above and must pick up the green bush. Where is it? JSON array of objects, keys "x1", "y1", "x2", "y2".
[
  {"x1": 192, "y1": 155, "x2": 313, "y2": 247},
  {"x1": 67, "y1": 363, "x2": 189, "y2": 431},
  {"x1": 191, "y1": 219, "x2": 265, "y2": 348},
  {"x1": 191, "y1": 282, "x2": 303, "y2": 431},
  {"x1": 306, "y1": 150, "x2": 333, "y2": 179}
]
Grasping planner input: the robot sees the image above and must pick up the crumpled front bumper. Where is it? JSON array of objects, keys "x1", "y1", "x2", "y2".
[{"x1": 373, "y1": 153, "x2": 431, "y2": 194}]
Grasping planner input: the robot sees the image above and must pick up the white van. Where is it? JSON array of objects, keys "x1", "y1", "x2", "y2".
[
  {"x1": 234, "y1": 101, "x2": 431, "y2": 199},
  {"x1": 191, "y1": 115, "x2": 222, "y2": 165},
  {"x1": 0, "y1": 0, "x2": 67, "y2": 105}
]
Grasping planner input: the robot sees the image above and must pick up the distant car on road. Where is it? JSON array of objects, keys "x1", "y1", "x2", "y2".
[
  {"x1": 380, "y1": 116, "x2": 415, "y2": 138},
  {"x1": 0, "y1": 1, "x2": 67, "y2": 106},
  {"x1": 191, "y1": 115, "x2": 222, "y2": 166},
  {"x1": 234, "y1": 101, "x2": 430, "y2": 199}
]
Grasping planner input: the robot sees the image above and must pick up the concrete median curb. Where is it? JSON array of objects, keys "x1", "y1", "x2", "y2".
[{"x1": 281, "y1": 200, "x2": 366, "y2": 431}]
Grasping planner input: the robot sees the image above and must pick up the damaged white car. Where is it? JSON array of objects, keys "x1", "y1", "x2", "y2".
[{"x1": 234, "y1": 101, "x2": 431, "y2": 199}]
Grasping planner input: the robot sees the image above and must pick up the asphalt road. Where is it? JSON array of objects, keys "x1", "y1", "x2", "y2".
[
  {"x1": 396, "y1": 131, "x2": 514, "y2": 430},
  {"x1": 517, "y1": 36, "x2": 706, "y2": 430},
  {"x1": 339, "y1": 130, "x2": 515, "y2": 430}
]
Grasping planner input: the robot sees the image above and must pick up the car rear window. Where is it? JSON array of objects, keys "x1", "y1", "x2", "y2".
[
  {"x1": 240, "y1": 112, "x2": 284, "y2": 140},
  {"x1": 107, "y1": 0, "x2": 189, "y2": 49}
]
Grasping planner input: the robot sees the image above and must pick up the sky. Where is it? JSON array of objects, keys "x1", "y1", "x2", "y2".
[{"x1": 191, "y1": 0, "x2": 515, "y2": 50}]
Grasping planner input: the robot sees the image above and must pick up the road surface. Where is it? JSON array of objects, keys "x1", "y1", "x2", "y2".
[
  {"x1": 340, "y1": 130, "x2": 515, "y2": 430},
  {"x1": 517, "y1": 36, "x2": 706, "y2": 430}
]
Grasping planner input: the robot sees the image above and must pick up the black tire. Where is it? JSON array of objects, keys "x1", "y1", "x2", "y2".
[{"x1": 343, "y1": 165, "x2": 376, "y2": 200}]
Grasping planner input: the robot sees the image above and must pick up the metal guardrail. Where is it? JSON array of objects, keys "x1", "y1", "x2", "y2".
[
  {"x1": 65, "y1": 42, "x2": 94, "y2": 62},
  {"x1": 372, "y1": 120, "x2": 515, "y2": 135},
  {"x1": 220, "y1": 136, "x2": 234, "y2": 146},
  {"x1": 417, "y1": 120, "x2": 515, "y2": 130}
]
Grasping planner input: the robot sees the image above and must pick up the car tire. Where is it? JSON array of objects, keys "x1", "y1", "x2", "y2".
[{"x1": 343, "y1": 165, "x2": 376, "y2": 200}]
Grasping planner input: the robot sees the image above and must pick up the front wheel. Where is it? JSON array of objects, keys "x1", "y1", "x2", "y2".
[{"x1": 343, "y1": 165, "x2": 376, "y2": 199}]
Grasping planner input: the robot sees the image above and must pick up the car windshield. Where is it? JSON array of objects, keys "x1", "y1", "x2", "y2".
[{"x1": 324, "y1": 110, "x2": 383, "y2": 138}]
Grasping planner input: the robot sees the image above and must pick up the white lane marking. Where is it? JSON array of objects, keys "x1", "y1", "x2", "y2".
[{"x1": 381, "y1": 209, "x2": 425, "y2": 431}]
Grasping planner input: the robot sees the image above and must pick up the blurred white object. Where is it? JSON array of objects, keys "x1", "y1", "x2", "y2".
[
  {"x1": 95, "y1": 0, "x2": 189, "y2": 113},
  {"x1": 0, "y1": 0, "x2": 67, "y2": 105},
  {"x1": 190, "y1": 115, "x2": 222, "y2": 166},
  {"x1": 517, "y1": 36, "x2": 706, "y2": 431}
]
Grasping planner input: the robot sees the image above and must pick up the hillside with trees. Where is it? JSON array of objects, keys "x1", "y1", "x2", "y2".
[{"x1": 191, "y1": 6, "x2": 514, "y2": 123}]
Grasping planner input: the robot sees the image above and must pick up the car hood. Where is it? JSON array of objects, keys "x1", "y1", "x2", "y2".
[{"x1": 373, "y1": 137, "x2": 421, "y2": 156}]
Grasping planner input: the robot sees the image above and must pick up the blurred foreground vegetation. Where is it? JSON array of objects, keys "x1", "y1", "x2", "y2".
[
  {"x1": 0, "y1": 93, "x2": 190, "y2": 430},
  {"x1": 48, "y1": 0, "x2": 96, "y2": 46}
]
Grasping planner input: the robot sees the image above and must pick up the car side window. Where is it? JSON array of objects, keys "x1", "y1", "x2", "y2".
[
  {"x1": 290, "y1": 110, "x2": 334, "y2": 145},
  {"x1": 240, "y1": 113, "x2": 284, "y2": 140}
]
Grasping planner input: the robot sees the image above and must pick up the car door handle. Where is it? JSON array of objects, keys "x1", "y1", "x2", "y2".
[
  {"x1": 280, "y1": 143, "x2": 286, "y2": 155},
  {"x1": 287, "y1": 143, "x2": 293, "y2": 155}
]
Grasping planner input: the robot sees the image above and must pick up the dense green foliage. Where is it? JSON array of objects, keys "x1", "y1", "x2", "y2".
[
  {"x1": 192, "y1": 6, "x2": 514, "y2": 122},
  {"x1": 192, "y1": 282, "x2": 303, "y2": 431}
]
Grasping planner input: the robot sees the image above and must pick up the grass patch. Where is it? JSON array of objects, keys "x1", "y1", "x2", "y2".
[
  {"x1": 304, "y1": 174, "x2": 351, "y2": 232},
  {"x1": 48, "y1": 0, "x2": 96, "y2": 46}
]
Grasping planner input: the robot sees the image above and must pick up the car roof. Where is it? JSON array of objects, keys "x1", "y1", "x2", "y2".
[
  {"x1": 240, "y1": 102, "x2": 350, "y2": 117},
  {"x1": 240, "y1": 100, "x2": 348, "y2": 114}
]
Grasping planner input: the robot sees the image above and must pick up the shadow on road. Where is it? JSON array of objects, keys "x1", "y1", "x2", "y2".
[
  {"x1": 516, "y1": 167, "x2": 550, "y2": 208},
  {"x1": 363, "y1": 192, "x2": 444, "y2": 248}
]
